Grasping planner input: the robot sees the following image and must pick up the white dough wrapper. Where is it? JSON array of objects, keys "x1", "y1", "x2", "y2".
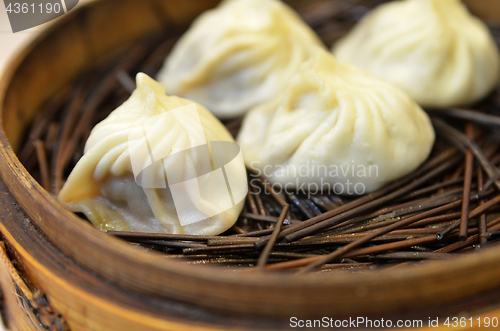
[
  {"x1": 157, "y1": 0, "x2": 323, "y2": 119},
  {"x1": 237, "y1": 48, "x2": 435, "y2": 194},
  {"x1": 59, "y1": 73, "x2": 246, "y2": 235},
  {"x1": 333, "y1": 0, "x2": 500, "y2": 108}
]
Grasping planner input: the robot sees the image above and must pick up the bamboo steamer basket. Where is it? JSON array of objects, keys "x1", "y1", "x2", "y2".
[{"x1": 1, "y1": 0, "x2": 500, "y2": 330}]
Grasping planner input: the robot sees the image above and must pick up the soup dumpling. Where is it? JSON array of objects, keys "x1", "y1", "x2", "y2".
[
  {"x1": 333, "y1": 0, "x2": 500, "y2": 108},
  {"x1": 238, "y1": 48, "x2": 435, "y2": 194},
  {"x1": 157, "y1": 0, "x2": 324, "y2": 119}
]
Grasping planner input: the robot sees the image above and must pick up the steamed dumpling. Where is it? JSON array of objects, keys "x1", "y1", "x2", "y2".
[
  {"x1": 157, "y1": 0, "x2": 323, "y2": 119},
  {"x1": 237, "y1": 48, "x2": 435, "y2": 194},
  {"x1": 333, "y1": 0, "x2": 500, "y2": 108},
  {"x1": 59, "y1": 73, "x2": 246, "y2": 235}
]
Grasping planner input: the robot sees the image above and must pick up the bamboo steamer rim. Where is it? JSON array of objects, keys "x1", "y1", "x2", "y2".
[{"x1": 0, "y1": 0, "x2": 500, "y2": 318}]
